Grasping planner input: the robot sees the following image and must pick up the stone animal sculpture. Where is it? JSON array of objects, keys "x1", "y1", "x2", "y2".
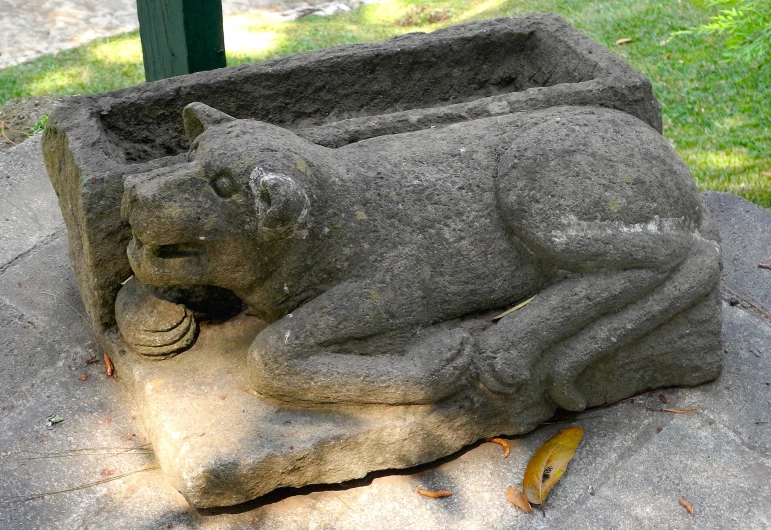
[{"x1": 116, "y1": 102, "x2": 721, "y2": 411}]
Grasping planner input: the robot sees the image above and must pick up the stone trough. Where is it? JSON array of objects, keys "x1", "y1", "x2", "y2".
[{"x1": 41, "y1": 13, "x2": 721, "y2": 508}]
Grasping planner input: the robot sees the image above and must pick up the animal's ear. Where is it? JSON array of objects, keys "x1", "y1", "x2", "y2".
[
  {"x1": 252, "y1": 170, "x2": 310, "y2": 235},
  {"x1": 182, "y1": 102, "x2": 235, "y2": 143}
]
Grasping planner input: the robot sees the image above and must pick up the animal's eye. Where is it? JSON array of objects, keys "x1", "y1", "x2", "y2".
[{"x1": 211, "y1": 174, "x2": 237, "y2": 198}]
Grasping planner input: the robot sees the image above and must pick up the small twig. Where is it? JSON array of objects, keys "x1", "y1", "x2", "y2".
[
  {"x1": 485, "y1": 437, "x2": 510, "y2": 457},
  {"x1": 416, "y1": 488, "x2": 453, "y2": 498},
  {"x1": 20, "y1": 450, "x2": 154, "y2": 460},
  {"x1": 756, "y1": 420, "x2": 770, "y2": 425},
  {"x1": 645, "y1": 407, "x2": 698, "y2": 414},
  {"x1": 0, "y1": 196, "x2": 39, "y2": 224},
  {"x1": 759, "y1": 262, "x2": 771, "y2": 271},
  {"x1": 0, "y1": 119, "x2": 21, "y2": 146},
  {"x1": 537, "y1": 387, "x2": 672, "y2": 428},
  {"x1": 331, "y1": 492, "x2": 358, "y2": 513},
  {"x1": 40, "y1": 291, "x2": 92, "y2": 331},
  {"x1": 2, "y1": 465, "x2": 160, "y2": 502},
  {"x1": 20, "y1": 444, "x2": 153, "y2": 460},
  {"x1": 492, "y1": 295, "x2": 537, "y2": 321},
  {"x1": 722, "y1": 285, "x2": 771, "y2": 328}
]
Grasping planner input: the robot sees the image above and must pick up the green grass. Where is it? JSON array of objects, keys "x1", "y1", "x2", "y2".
[{"x1": 1, "y1": 0, "x2": 768, "y2": 206}]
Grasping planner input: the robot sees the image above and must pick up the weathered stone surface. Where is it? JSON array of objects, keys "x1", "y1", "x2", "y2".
[
  {"x1": 0, "y1": 135, "x2": 64, "y2": 268},
  {"x1": 559, "y1": 400, "x2": 771, "y2": 530},
  {"x1": 0, "y1": 127, "x2": 766, "y2": 527},
  {"x1": 43, "y1": 13, "x2": 662, "y2": 332},
  {"x1": 703, "y1": 191, "x2": 771, "y2": 308},
  {"x1": 41, "y1": 15, "x2": 723, "y2": 507}
]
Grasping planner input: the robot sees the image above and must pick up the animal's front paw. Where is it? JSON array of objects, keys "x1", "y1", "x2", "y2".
[
  {"x1": 548, "y1": 376, "x2": 587, "y2": 411},
  {"x1": 473, "y1": 332, "x2": 538, "y2": 395},
  {"x1": 115, "y1": 278, "x2": 197, "y2": 358},
  {"x1": 408, "y1": 328, "x2": 474, "y2": 388}
]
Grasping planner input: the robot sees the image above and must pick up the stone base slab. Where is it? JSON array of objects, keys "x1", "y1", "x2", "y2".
[{"x1": 115, "y1": 292, "x2": 721, "y2": 508}]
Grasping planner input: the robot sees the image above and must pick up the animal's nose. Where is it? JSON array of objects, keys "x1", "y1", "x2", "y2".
[{"x1": 121, "y1": 166, "x2": 186, "y2": 224}]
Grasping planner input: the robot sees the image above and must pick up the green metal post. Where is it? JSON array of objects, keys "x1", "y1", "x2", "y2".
[{"x1": 137, "y1": 0, "x2": 226, "y2": 82}]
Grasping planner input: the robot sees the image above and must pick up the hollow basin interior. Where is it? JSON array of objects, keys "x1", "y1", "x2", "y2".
[{"x1": 99, "y1": 27, "x2": 597, "y2": 164}]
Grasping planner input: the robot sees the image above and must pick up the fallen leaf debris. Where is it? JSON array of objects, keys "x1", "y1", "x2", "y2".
[
  {"x1": 523, "y1": 426, "x2": 584, "y2": 514},
  {"x1": 45, "y1": 413, "x2": 64, "y2": 429},
  {"x1": 679, "y1": 496, "x2": 694, "y2": 515},
  {"x1": 491, "y1": 295, "x2": 536, "y2": 321},
  {"x1": 104, "y1": 353, "x2": 114, "y2": 376},
  {"x1": 416, "y1": 488, "x2": 453, "y2": 499},
  {"x1": 486, "y1": 437, "x2": 511, "y2": 458},
  {"x1": 506, "y1": 485, "x2": 533, "y2": 513},
  {"x1": 646, "y1": 407, "x2": 698, "y2": 414}
]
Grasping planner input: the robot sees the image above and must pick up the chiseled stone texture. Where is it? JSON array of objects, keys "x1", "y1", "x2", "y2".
[
  {"x1": 39, "y1": 15, "x2": 726, "y2": 507},
  {"x1": 100, "y1": 103, "x2": 720, "y2": 507},
  {"x1": 43, "y1": 13, "x2": 662, "y2": 332},
  {"x1": 0, "y1": 122, "x2": 767, "y2": 525}
]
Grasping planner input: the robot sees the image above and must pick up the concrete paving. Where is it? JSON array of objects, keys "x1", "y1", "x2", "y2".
[{"x1": 0, "y1": 136, "x2": 770, "y2": 528}]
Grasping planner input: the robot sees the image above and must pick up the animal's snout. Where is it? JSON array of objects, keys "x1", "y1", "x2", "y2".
[{"x1": 120, "y1": 165, "x2": 202, "y2": 246}]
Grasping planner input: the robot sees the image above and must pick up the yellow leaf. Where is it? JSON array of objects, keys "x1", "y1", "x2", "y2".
[
  {"x1": 507, "y1": 485, "x2": 533, "y2": 513},
  {"x1": 615, "y1": 37, "x2": 633, "y2": 45},
  {"x1": 523, "y1": 427, "x2": 584, "y2": 506}
]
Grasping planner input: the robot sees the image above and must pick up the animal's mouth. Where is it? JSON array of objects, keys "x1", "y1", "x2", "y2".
[
  {"x1": 132, "y1": 236, "x2": 206, "y2": 260},
  {"x1": 154, "y1": 242, "x2": 203, "y2": 259}
]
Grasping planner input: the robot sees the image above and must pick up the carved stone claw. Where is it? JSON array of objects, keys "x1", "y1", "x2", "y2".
[
  {"x1": 115, "y1": 277, "x2": 198, "y2": 358},
  {"x1": 548, "y1": 379, "x2": 587, "y2": 412}
]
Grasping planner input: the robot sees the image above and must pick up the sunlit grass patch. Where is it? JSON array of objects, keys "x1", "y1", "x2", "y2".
[
  {"x1": 87, "y1": 35, "x2": 143, "y2": 65},
  {"x1": 0, "y1": 0, "x2": 768, "y2": 206},
  {"x1": 682, "y1": 147, "x2": 770, "y2": 207},
  {"x1": 223, "y1": 16, "x2": 281, "y2": 58},
  {"x1": 0, "y1": 31, "x2": 145, "y2": 101}
]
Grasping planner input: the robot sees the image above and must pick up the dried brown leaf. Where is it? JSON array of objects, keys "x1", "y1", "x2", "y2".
[
  {"x1": 104, "y1": 353, "x2": 114, "y2": 376},
  {"x1": 679, "y1": 496, "x2": 694, "y2": 514},
  {"x1": 507, "y1": 485, "x2": 533, "y2": 513},
  {"x1": 417, "y1": 488, "x2": 453, "y2": 498},
  {"x1": 486, "y1": 437, "x2": 511, "y2": 457}
]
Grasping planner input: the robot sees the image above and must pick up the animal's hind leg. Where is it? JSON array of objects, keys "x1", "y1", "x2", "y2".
[
  {"x1": 475, "y1": 267, "x2": 669, "y2": 396},
  {"x1": 546, "y1": 237, "x2": 721, "y2": 410}
]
